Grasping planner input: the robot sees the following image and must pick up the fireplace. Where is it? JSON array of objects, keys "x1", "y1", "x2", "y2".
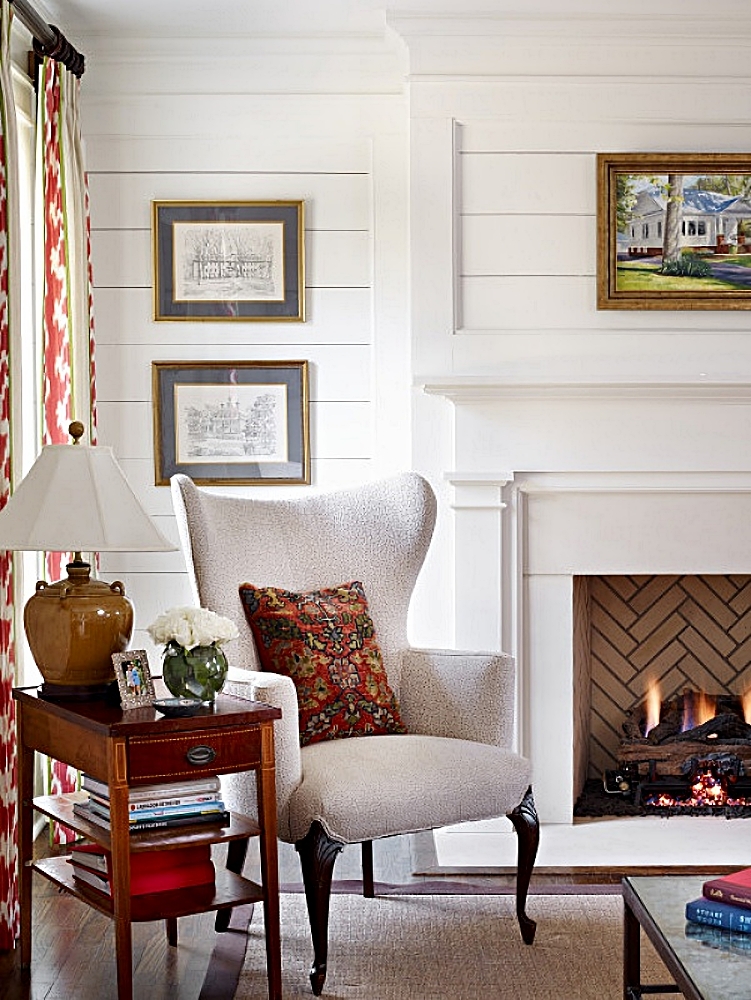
[
  {"x1": 572, "y1": 573, "x2": 751, "y2": 816},
  {"x1": 424, "y1": 380, "x2": 751, "y2": 832}
]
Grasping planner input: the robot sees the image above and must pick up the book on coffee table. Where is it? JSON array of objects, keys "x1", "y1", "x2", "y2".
[
  {"x1": 686, "y1": 896, "x2": 751, "y2": 933},
  {"x1": 702, "y1": 868, "x2": 751, "y2": 910}
]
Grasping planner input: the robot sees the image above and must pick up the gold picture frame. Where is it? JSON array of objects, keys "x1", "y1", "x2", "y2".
[
  {"x1": 152, "y1": 200, "x2": 305, "y2": 321},
  {"x1": 597, "y1": 153, "x2": 751, "y2": 310},
  {"x1": 113, "y1": 650, "x2": 155, "y2": 709},
  {"x1": 152, "y1": 360, "x2": 310, "y2": 486}
]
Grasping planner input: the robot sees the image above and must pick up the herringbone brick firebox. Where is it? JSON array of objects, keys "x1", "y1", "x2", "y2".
[{"x1": 581, "y1": 574, "x2": 751, "y2": 781}]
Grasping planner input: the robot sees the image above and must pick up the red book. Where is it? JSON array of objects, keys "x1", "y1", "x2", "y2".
[
  {"x1": 71, "y1": 858, "x2": 216, "y2": 897},
  {"x1": 703, "y1": 868, "x2": 751, "y2": 910},
  {"x1": 69, "y1": 843, "x2": 212, "y2": 880}
]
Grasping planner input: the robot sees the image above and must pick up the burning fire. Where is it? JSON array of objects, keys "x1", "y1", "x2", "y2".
[
  {"x1": 645, "y1": 768, "x2": 750, "y2": 811},
  {"x1": 683, "y1": 690, "x2": 717, "y2": 732},
  {"x1": 644, "y1": 680, "x2": 661, "y2": 735},
  {"x1": 643, "y1": 680, "x2": 720, "y2": 735},
  {"x1": 743, "y1": 689, "x2": 751, "y2": 726}
]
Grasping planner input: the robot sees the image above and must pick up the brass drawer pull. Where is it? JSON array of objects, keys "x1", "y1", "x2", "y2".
[{"x1": 186, "y1": 744, "x2": 216, "y2": 766}]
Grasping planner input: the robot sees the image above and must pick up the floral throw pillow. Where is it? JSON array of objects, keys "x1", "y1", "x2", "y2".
[{"x1": 239, "y1": 580, "x2": 407, "y2": 747}]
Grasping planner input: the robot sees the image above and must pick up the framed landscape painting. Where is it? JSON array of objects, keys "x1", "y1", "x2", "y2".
[
  {"x1": 152, "y1": 200, "x2": 304, "y2": 321},
  {"x1": 597, "y1": 153, "x2": 751, "y2": 310},
  {"x1": 152, "y1": 360, "x2": 310, "y2": 486}
]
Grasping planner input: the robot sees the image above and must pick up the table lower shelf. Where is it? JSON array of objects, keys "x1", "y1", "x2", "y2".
[
  {"x1": 35, "y1": 856, "x2": 265, "y2": 922},
  {"x1": 32, "y1": 793, "x2": 260, "y2": 850}
]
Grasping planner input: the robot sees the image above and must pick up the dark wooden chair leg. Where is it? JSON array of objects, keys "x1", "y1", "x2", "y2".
[
  {"x1": 296, "y1": 821, "x2": 344, "y2": 996},
  {"x1": 507, "y1": 785, "x2": 539, "y2": 945},
  {"x1": 165, "y1": 917, "x2": 178, "y2": 946},
  {"x1": 215, "y1": 836, "x2": 250, "y2": 932},
  {"x1": 361, "y1": 840, "x2": 374, "y2": 898}
]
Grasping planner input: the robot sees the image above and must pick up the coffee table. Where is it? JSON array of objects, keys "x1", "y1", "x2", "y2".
[{"x1": 623, "y1": 875, "x2": 751, "y2": 1000}]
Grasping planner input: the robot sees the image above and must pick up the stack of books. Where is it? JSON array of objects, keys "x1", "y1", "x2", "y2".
[
  {"x1": 67, "y1": 842, "x2": 216, "y2": 897},
  {"x1": 686, "y1": 868, "x2": 751, "y2": 934},
  {"x1": 72, "y1": 774, "x2": 229, "y2": 833}
]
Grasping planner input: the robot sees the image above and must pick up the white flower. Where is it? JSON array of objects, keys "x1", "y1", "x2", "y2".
[{"x1": 147, "y1": 606, "x2": 239, "y2": 649}]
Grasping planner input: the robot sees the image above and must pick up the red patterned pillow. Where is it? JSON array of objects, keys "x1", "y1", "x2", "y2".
[{"x1": 239, "y1": 580, "x2": 407, "y2": 747}]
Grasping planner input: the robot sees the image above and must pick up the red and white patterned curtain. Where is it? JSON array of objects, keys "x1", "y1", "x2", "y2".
[
  {"x1": 0, "y1": 0, "x2": 20, "y2": 951},
  {"x1": 37, "y1": 55, "x2": 96, "y2": 844}
]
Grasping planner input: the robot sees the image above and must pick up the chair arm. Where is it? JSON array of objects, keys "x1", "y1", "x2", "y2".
[
  {"x1": 222, "y1": 667, "x2": 302, "y2": 837},
  {"x1": 398, "y1": 648, "x2": 517, "y2": 749}
]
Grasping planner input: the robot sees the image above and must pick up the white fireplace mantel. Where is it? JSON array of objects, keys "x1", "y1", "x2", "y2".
[{"x1": 424, "y1": 379, "x2": 751, "y2": 824}]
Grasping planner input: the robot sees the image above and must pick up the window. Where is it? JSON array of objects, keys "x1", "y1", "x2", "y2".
[
  {"x1": 698, "y1": 221, "x2": 706, "y2": 236},
  {"x1": 688, "y1": 221, "x2": 697, "y2": 236},
  {"x1": 12, "y1": 60, "x2": 39, "y2": 685},
  {"x1": 642, "y1": 223, "x2": 649, "y2": 238}
]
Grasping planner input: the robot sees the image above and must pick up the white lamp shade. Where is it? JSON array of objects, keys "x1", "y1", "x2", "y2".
[{"x1": 0, "y1": 443, "x2": 175, "y2": 552}]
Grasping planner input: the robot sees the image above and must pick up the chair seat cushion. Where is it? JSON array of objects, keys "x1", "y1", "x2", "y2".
[
  {"x1": 286, "y1": 733, "x2": 532, "y2": 844},
  {"x1": 239, "y1": 580, "x2": 407, "y2": 747}
]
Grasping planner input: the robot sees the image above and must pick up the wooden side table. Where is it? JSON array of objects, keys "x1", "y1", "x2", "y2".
[{"x1": 14, "y1": 685, "x2": 283, "y2": 1000}]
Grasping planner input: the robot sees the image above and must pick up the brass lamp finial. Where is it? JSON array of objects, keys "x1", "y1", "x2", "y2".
[{"x1": 69, "y1": 420, "x2": 85, "y2": 444}]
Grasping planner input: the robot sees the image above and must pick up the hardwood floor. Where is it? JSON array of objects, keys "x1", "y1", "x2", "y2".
[{"x1": 2, "y1": 830, "x2": 636, "y2": 999}]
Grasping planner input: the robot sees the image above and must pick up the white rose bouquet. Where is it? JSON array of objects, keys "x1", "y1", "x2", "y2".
[
  {"x1": 147, "y1": 606, "x2": 239, "y2": 649},
  {"x1": 147, "y1": 607, "x2": 239, "y2": 701}
]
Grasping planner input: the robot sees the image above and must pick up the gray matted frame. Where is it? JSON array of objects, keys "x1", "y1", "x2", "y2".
[
  {"x1": 152, "y1": 200, "x2": 304, "y2": 321},
  {"x1": 152, "y1": 360, "x2": 310, "y2": 486}
]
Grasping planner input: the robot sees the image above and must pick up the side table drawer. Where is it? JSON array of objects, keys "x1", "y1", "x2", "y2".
[{"x1": 128, "y1": 727, "x2": 262, "y2": 783}]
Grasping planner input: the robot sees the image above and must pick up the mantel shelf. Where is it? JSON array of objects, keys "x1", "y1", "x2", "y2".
[{"x1": 420, "y1": 380, "x2": 751, "y2": 402}]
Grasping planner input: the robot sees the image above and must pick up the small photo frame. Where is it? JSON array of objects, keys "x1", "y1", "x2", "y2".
[
  {"x1": 152, "y1": 200, "x2": 305, "y2": 321},
  {"x1": 113, "y1": 650, "x2": 155, "y2": 709}
]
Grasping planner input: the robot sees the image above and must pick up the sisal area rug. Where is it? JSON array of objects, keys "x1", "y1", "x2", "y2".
[{"x1": 233, "y1": 892, "x2": 669, "y2": 1000}]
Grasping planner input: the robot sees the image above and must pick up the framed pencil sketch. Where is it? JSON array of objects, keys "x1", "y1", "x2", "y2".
[
  {"x1": 152, "y1": 200, "x2": 305, "y2": 321},
  {"x1": 597, "y1": 153, "x2": 751, "y2": 310},
  {"x1": 152, "y1": 360, "x2": 310, "y2": 486},
  {"x1": 113, "y1": 650, "x2": 155, "y2": 709}
]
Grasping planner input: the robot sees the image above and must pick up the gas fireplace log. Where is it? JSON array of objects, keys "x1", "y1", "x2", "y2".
[
  {"x1": 670, "y1": 713, "x2": 751, "y2": 743},
  {"x1": 618, "y1": 741, "x2": 751, "y2": 778}
]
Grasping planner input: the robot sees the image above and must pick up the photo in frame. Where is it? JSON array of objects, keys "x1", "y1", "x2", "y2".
[
  {"x1": 597, "y1": 153, "x2": 751, "y2": 310},
  {"x1": 113, "y1": 650, "x2": 155, "y2": 709},
  {"x1": 152, "y1": 200, "x2": 304, "y2": 321},
  {"x1": 152, "y1": 360, "x2": 310, "y2": 486}
]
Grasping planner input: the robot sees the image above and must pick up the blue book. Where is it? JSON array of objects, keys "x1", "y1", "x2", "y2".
[{"x1": 686, "y1": 896, "x2": 751, "y2": 933}]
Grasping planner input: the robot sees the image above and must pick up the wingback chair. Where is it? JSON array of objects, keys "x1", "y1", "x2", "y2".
[{"x1": 171, "y1": 472, "x2": 539, "y2": 995}]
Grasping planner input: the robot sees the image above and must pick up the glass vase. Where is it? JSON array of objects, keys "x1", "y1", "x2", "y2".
[{"x1": 162, "y1": 640, "x2": 228, "y2": 702}]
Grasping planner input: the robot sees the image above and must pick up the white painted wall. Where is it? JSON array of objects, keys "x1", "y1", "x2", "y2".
[{"x1": 79, "y1": 36, "x2": 411, "y2": 662}]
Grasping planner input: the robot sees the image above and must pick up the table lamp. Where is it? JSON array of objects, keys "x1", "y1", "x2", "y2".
[{"x1": 0, "y1": 421, "x2": 176, "y2": 698}]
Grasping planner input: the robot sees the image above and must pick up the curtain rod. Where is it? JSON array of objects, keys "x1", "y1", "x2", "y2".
[{"x1": 9, "y1": 0, "x2": 85, "y2": 77}]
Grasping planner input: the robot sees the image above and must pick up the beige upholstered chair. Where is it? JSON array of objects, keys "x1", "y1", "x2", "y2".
[{"x1": 171, "y1": 472, "x2": 538, "y2": 995}]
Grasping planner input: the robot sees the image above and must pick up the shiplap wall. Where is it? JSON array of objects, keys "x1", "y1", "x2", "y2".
[
  {"x1": 400, "y1": 5, "x2": 751, "y2": 648},
  {"x1": 405, "y1": 12, "x2": 751, "y2": 383},
  {"x1": 78, "y1": 46, "x2": 410, "y2": 661}
]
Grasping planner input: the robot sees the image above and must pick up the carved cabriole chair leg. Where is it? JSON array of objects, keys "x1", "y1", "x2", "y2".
[
  {"x1": 361, "y1": 840, "x2": 375, "y2": 898},
  {"x1": 296, "y1": 821, "x2": 345, "y2": 996},
  {"x1": 507, "y1": 785, "x2": 539, "y2": 945}
]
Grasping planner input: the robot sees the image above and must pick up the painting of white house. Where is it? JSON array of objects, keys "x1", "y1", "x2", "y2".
[
  {"x1": 174, "y1": 382, "x2": 288, "y2": 464},
  {"x1": 616, "y1": 173, "x2": 751, "y2": 294},
  {"x1": 172, "y1": 221, "x2": 285, "y2": 302}
]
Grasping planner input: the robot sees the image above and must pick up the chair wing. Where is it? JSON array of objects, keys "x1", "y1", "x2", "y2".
[{"x1": 170, "y1": 472, "x2": 437, "y2": 687}]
